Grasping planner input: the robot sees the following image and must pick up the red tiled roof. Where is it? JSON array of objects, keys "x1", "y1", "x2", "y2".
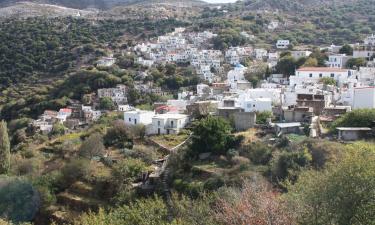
[
  {"x1": 59, "y1": 108, "x2": 72, "y2": 113},
  {"x1": 355, "y1": 86, "x2": 375, "y2": 89},
  {"x1": 297, "y1": 67, "x2": 348, "y2": 72}
]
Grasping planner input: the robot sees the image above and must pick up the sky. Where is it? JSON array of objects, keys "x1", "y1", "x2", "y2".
[{"x1": 203, "y1": 0, "x2": 238, "y2": 3}]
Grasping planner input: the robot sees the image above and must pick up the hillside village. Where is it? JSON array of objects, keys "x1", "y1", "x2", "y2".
[
  {"x1": 32, "y1": 29, "x2": 375, "y2": 142},
  {"x1": 1, "y1": 0, "x2": 375, "y2": 224}
]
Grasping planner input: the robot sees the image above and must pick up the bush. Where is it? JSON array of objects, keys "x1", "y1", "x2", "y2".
[
  {"x1": 331, "y1": 109, "x2": 375, "y2": 131},
  {"x1": 270, "y1": 148, "x2": 312, "y2": 184},
  {"x1": 242, "y1": 142, "x2": 273, "y2": 165},
  {"x1": 60, "y1": 159, "x2": 91, "y2": 187},
  {"x1": 256, "y1": 111, "x2": 273, "y2": 124},
  {"x1": 320, "y1": 77, "x2": 336, "y2": 86},
  {"x1": 286, "y1": 144, "x2": 375, "y2": 224},
  {"x1": 99, "y1": 97, "x2": 116, "y2": 110},
  {"x1": 190, "y1": 116, "x2": 234, "y2": 156},
  {"x1": 50, "y1": 123, "x2": 66, "y2": 136},
  {"x1": 112, "y1": 158, "x2": 148, "y2": 182},
  {"x1": 203, "y1": 177, "x2": 225, "y2": 191},
  {"x1": 0, "y1": 177, "x2": 40, "y2": 223},
  {"x1": 79, "y1": 133, "x2": 105, "y2": 159},
  {"x1": 104, "y1": 121, "x2": 132, "y2": 148}
]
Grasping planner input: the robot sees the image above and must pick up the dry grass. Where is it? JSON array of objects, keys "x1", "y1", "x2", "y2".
[
  {"x1": 235, "y1": 128, "x2": 259, "y2": 145},
  {"x1": 150, "y1": 133, "x2": 190, "y2": 149}
]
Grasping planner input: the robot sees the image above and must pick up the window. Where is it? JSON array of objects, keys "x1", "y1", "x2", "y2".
[
  {"x1": 158, "y1": 121, "x2": 161, "y2": 126},
  {"x1": 134, "y1": 119, "x2": 137, "y2": 125},
  {"x1": 309, "y1": 73, "x2": 313, "y2": 78},
  {"x1": 331, "y1": 73, "x2": 335, "y2": 78},
  {"x1": 319, "y1": 73, "x2": 323, "y2": 78},
  {"x1": 171, "y1": 121, "x2": 174, "y2": 127},
  {"x1": 129, "y1": 118, "x2": 131, "y2": 122}
]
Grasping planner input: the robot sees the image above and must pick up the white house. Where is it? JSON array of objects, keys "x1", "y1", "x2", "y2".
[
  {"x1": 137, "y1": 57, "x2": 154, "y2": 67},
  {"x1": 151, "y1": 114, "x2": 189, "y2": 135},
  {"x1": 240, "y1": 98, "x2": 272, "y2": 112},
  {"x1": 357, "y1": 67, "x2": 375, "y2": 85},
  {"x1": 124, "y1": 110, "x2": 155, "y2": 126},
  {"x1": 98, "y1": 85, "x2": 127, "y2": 105},
  {"x1": 290, "y1": 67, "x2": 355, "y2": 87},
  {"x1": 239, "y1": 88, "x2": 282, "y2": 105},
  {"x1": 197, "y1": 84, "x2": 210, "y2": 96},
  {"x1": 364, "y1": 34, "x2": 375, "y2": 46},
  {"x1": 353, "y1": 86, "x2": 375, "y2": 109},
  {"x1": 268, "y1": 20, "x2": 279, "y2": 30},
  {"x1": 291, "y1": 50, "x2": 312, "y2": 59},
  {"x1": 167, "y1": 99, "x2": 188, "y2": 112},
  {"x1": 227, "y1": 64, "x2": 247, "y2": 89},
  {"x1": 97, "y1": 57, "x2": 116, "y2": 67},
  {"x1": 57, "y1": 108, "x2": 72, "y2": 122},
  {"x1": 326, "y1": 54, "x2": 352, "y2": 68},
  {"x1": 276, "y1": 40, "x2": 290, "y2": 49},
  {"x1": 254, "y1": 48, "x2": 268, "y2": 60},
  {"x1": 118, "y1": 105, "x2": 133, "y2": 112},
  {"x1": 353, "y1": 48, "x2": 375, "y2": 59}
]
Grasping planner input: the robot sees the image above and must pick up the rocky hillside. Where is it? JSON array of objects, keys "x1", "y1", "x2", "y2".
[
  {"x1": 0, "y1": 2, "x2": 97, "y2": 18},
  {"x1": 241, "y1": 0, "x2": 361, "y2": 11},
  {"x1": 0, "y1": 0, "x2": 206, "y2": 9}
]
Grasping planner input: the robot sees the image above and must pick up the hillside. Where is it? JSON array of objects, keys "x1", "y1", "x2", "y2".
[
  {"x1": 0, "y1": 0, "x2": 206, "y2": 9},
  {"x1": 240, "y1": 0, "x2": 361, "y2": 11},
  {"x1": 0, "y1": 2, "x2": 97, "y2": 19}
]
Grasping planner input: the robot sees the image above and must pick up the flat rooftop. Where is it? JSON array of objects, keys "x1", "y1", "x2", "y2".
[
  {"x1": 275, "y1": 122, "x2": 301, "y2": 128},
  {"x1": 336, "y1": 127, "x2": 372, "y2": 131}
]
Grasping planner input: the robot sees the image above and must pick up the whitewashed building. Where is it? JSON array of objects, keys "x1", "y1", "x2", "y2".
[
  {"x1": 254, "y1": 48, "x2": 268, "y2": 60},
  {"x1": 364, "y1": 34, "x2": 375, "y2": 46},
  {"x1": 98, "y1": 85, "x2": 127, "y2": 105},
  {"x1": 276, "y1": 40, "x2": 290, "y2": 49},
  {"x1": 124, "y1": 110, "x2": 155, "y2": 126},
  {"x1": 240, "y1": 98, "x2": 272, "y2": 112},
  {"x1": 151, "y1": 114, "x2": 190, "y2": 135},
  {"x1": 197, "y1": 84, "x2": 210, "y2": 96},
  {"x1": 353, "y1": 86, "x2": 375, "y2": 109},
  {"x1": 290, "y1": 67, "x2": 356, "y2": 87},
  {"x1": 227, "y1": 64, "x2": 247, "y2": 89},
  {"x1": 326, "y1": 54, "x2": 352, "y2": 68},
  {"x1": 97, "y1": 57, "x2": 116, "y2": 67},
  {"x1": 291, "y1": 50, "x2": 312, "y2": 59}
]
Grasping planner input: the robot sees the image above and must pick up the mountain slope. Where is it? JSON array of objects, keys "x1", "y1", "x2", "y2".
[
  {"x1": 0, "y1": 2, "x2": 97, "y2": 18},
  {"x1": 241, "y1": 0, "x2": 360, "y2": 11},
  {"x1": 0, "y1": 0, "x2": 206, "y2": 9}
]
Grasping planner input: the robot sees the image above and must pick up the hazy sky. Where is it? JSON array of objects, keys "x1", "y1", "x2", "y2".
[{"x1": 203, "y1": 0, "x2": 238, "y2": 3}]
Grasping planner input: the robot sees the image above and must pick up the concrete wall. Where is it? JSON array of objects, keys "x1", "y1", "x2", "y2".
[
  {"x1": 353, "y1": 87, "x2": 375, "y2": 109},
  {"x1": 233, "y1": 112, "x2": 256, "y2": 131}
]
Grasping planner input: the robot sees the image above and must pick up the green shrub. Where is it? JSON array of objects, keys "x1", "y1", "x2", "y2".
[
  {"x1": 203, "y1": 177, "x2": 225, "y2": 191},
  {"x1": 256, "y1": 111, "x2": 273, "y2": 124},
  {"x1": 331, "y1": 109, "x2": 375, "y2": 131},
  {"x1": 0, "y1": 177, "x2": 40, "y2": 223},
  {"x1": 242, "y1": 142, "x2": 273, "y2": 165}
]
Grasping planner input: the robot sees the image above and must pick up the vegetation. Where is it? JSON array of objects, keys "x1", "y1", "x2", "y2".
[
  {"x1": 79, "y1": 133, "x2": 105, "y2": 159},
  {"x1": 331, "y1": 109, "x2": 375, "y2": 130},
  {"x1": 346, "y1": 57, "x2": 367, "y2": 69},
  {"x1": 339, "y1": 44, "x2": 353, "y2": 55},
  {"x1": 256, "y1": 111, "x2": 273, "y2": 124},
  {"x1": 0, "y1": 121, "x2": 10, "y2": 174},
  {"x1": 286, "y1": 142, "x2": 375, "y2": 224},
  {"x1": 320, "y1": 77, "x2": 336, "y2": 86},
  {"x1": 190, "y1": 116, "x2": 239, "y2": 156},
  {"x1": 0, "y1": 177, "x2": 40, "y2": 223}
]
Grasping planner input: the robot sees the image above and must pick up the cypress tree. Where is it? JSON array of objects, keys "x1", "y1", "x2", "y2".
[{"x1": 0, "y1": 120, "x2": 10, "y2": 174}]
